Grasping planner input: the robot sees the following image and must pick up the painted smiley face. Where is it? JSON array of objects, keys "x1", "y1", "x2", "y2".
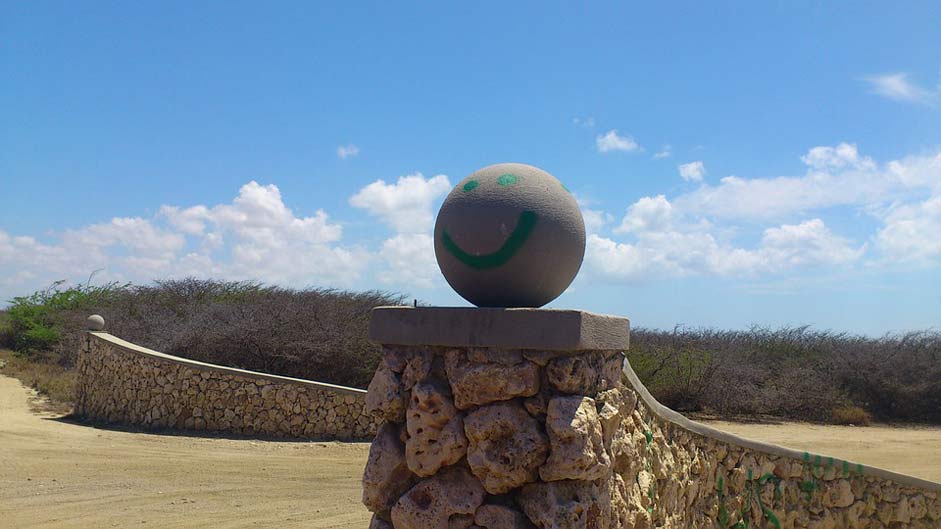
[
  {"x1": 433, "y1": 163, "x2": 586, "y2": 308},
  {"x1": 440, "y1": 174, "x2": 540, "y2": 269}
]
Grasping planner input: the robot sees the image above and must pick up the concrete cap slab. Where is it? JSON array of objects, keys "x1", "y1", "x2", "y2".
[{"x1": 369, "y1": 306, "x2": 629, "y2": 351}]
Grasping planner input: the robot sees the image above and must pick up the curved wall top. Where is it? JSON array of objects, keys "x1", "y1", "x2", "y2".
[{"x1": 88, "y1": 331, "x2": 366, "y2": 396}]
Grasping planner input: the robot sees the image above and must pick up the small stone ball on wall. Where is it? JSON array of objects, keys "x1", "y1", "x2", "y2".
[
  {"x1": 86, "y1": 314, "x2": 105, "y2": 331},
  {"x1": 434, "y1": 163, "x2": 586, "y2": 308}
]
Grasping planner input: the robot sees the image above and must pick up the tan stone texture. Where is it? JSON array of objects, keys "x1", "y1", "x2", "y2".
[
  {"x1": 75, "y1": 334, "x2": 379, "y2": 440},
  {"x1": 545, "y1": 351, "x2": 620, "y2": 395},
  {"x1": 464, "y1": 402, "x2": 549, "y2": 494},
  {"x1": 362, "y1": 343, "x2": 939, "y2": 529},
  {"x1": 517, "y1": 479, "x2": 613, "y2": 529},
  {"x1": 390, "y1": 466, "x2": 485, "y2": 529},
  {"x1": 366, "y1": 362, "x2": 408, "y2": 422},
  {"x1": 444, "y1": 349, "x2": 540, "y2": 409},
  {"x1": 540, "y1": 396, "x2": 611, "y2": 482},
  {"x1": 405, "y1": 382, "x2": 467, "y2": 477},
  {"x1": 474, "y1": 504, "x2": 534, "y2": 529},
  {"x1": 363, "y1": 423, "x2": 416, "y2": 516}
]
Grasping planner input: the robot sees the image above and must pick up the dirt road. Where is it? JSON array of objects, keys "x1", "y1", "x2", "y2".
[
  {"x1": 2, "y1": 374, "x2": 939, "y2": 528},
  {"x1": 0, "y1": 374, "x2": 373, "y2": 528}
]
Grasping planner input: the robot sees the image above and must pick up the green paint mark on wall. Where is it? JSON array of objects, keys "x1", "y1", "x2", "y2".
[
  {"x1": 497, "y1": 173, "x2": 518, "y2": 186},
  {"x1": 717, "y1": 477, "x2": 729, "y2": 526},
  {"x1": 441, "y1": 211, "x2": 538, "y2": 269},
  {"x1": 462, "y1": 180, "x2": 479, "y2": 192}
]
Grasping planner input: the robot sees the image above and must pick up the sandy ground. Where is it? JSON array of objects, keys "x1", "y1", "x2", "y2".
[
  {"x1": 2, "y1": 374, "x2": 939, "y2": 528},
  {"x1": 0, "y1": 374, "x2": 372, "y2": 529},
  {"x1": 700, "y1": 420, "x2": 941, "y2": 483}
]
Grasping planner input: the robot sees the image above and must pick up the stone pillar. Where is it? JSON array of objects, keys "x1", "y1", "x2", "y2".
[{"x1": 362, "y1": 306, "x2": 630, "y2": 529}]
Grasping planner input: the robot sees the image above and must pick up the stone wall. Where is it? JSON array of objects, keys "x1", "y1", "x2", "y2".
[
  {"x1": 75, "y1": 332, "x2": 380, "y2": 440},
  {"x1": 361, "y1": 345, "x2": 941, "y2": 529}
]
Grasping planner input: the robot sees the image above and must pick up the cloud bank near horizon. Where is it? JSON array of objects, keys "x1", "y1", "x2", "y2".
[{"x1": 1, "y1": 143, "x2": 939, "y2": 304}]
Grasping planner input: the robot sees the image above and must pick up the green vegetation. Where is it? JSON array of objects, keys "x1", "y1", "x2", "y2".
[
  {"x1": 3, "y1": 279, "x2": 127, "y2": 355},
  {"x1": 2, "y1": 279, "x2": 938, "y2": 424}
]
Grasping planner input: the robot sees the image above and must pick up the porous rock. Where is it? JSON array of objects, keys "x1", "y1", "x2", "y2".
[
  {"x1": 366, "y1": 362, "x2": 407, "y2": 422},
  {"x1": 546, "y1": 352, "x2": 620, "y2": 395},
  {"x1": 467, "y1": 348, "x2": 524, "y2": 365},
  {"x1": 523, "y1": 390, "x2": 550, "y2": 419},
  {"x1": 445, "y1": 350, "x2": 539, "y2": 409},
  {"x1": 369, "y1": 514, "x2": 394, "y2": 529},
  {"x1": 382, "y1": 346, "x2": 408, "y2": 373},
  {"x1": 363, "y1": 423, "x2": 415, "y2": 515},
  {"x1": 448, "y1": 514, "x2": 478, "y2": 529},
  {"x1": 406, "y1": 382, "x2": 467, "y2": 476},
  {"x1": 518, "y1": 479, "x2": 612, "y2": 529},
  {"x1": 540, "y1": 396, "x2": 611, "y2": 482},
  {"x1": 402, "y1": 351, "x2": 434, "y2": 389},
  {"x1": 391, "y1": 466, "x2": 485, "y2": 529},
  {"x1": 474, "y1": 504, "x2": 535, "y2": 529},
  {"x1": 464, "y1": 402, "x2": 549, "y2": 494}
]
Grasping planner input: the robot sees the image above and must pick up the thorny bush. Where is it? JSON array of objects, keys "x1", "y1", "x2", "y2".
[{"x1": 3, "y1": 279, "x2": 938, "y2": 422}]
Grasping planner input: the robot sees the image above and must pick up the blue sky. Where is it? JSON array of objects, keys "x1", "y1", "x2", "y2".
[{"x1": 2, "y1": 2, "x2": 939, "y2": 334}]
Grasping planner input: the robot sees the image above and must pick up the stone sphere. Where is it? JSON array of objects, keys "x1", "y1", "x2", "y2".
[
  {"x1": 86, "y1": 314, "x2": 105, "y2": 331},
  {"x1": 433, "y1": 163, "x2": 586, "y2": 307}
]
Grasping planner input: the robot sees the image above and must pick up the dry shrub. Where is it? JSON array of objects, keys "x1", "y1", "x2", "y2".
[
  {"x1": 6, "y1": 279, "x2": 940, "y2": 423},
  {"x1": 0, "y1": 349, "x2": 76, "y2": 412},
  {"x1": 8, "y1": 278, "x2": 406, "y2": 390},
  {"x1": 631, "y1": 325, "x2": 941, "y2": 424},
  {"x1": 831, "y1": 406, "x2": 873, "y2": 426}
]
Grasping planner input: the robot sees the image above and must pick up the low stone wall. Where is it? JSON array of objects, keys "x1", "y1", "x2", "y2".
[
  {"x1": 75, "y1": 332, "x2": 380, "y2": 440},
  {"x1": 618, "y1": 362, "x2": 941, "y2": 529},
  {"x1": 361, "y1": 345, "x2": 941, "y2": 529}
]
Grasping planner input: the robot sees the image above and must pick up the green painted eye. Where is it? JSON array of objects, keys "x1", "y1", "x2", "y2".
[
  {"x1": 497, "y1": 173, "x2": 518, "y2": 186},
  {"x1": 462, "y1": 180, "x2": 479, "y2": 192}
]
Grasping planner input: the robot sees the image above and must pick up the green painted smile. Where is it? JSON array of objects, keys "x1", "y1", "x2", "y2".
[{"x1": 442, "y1": 211, "x2": 538, "y2": 269}]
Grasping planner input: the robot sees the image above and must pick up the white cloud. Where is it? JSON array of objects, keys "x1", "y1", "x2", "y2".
[
  {"x1": 0, "y1": 181, "x2": 366, "y2": 301},
  {"x1": 873, "y1": 195, "x2": 941, "y2": 264},
  {"x1": 159, "y1": 205, "x2": 209, "y2": 235},
  {"x1": 581, "y1": 208, "x2": 614, "y2": 235},
  {"x1": 349, "y1": 173, "x2": 451, "y2": 233},
  {"x1": 587, "y1": 195, "x2": 863, "y2": 281},
  {"x1": 864, "y1": 73, "x2": 939, "y2": 106},
  {"x1": 759, "y1": 219, "x2": 864, "y2": 267},
  {"x1": 653, "y1": 145, "x2": 672, "y2": 159},
  {"x1": 678, "y1": 161, "x2": 706, "y2": 182},
  {"x1": 585, "y1": 143, "x2": 941, "y2": 281},
  {"x1": 615, "y1": 195, "x2": 674, "y2": 234},
  {"x1": 596, "y1": 129, "x2": 640, "y2": 153},
  {"x1": 337, "y1": 144, "x2": 360, "y2": 159},
  {"x1": 376, "y1": 233, "x2": 440, "y2": 288},
  {"x1": 348, "y1": 173, "x2": 452, "y2": 288},
  {"x1": 163, "y1": 181, "x2": 343, "y2": 245},
  {"x1": 572, "y1": 116, "x2": 595, "y2": 128},
  {"x1": 800, "y1": 143, "x2": 875, "y2": 172},
  {"x1": 674, "y1": 144, "x2": 941, "y2": 221}
]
